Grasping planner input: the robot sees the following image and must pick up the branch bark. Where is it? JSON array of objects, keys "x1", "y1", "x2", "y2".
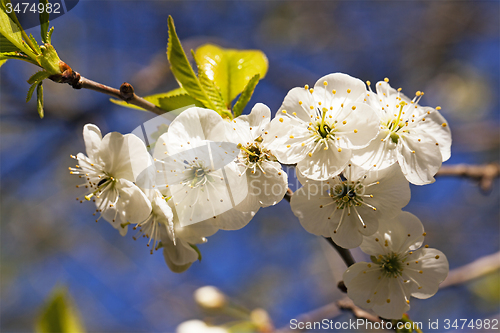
[
  {"x1": 49, "y1": 64, "x2": 165, "y2": 115},
  {"x1": 436, "y1": 163, "x2": 500, "y2": 192}
]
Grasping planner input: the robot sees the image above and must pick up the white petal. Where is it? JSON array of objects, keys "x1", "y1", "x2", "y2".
[
  {"x1": 403, "y1": 248, "x2": 449, "y2": 299},
  {"x1": 227, "y1": 103, "x2": 271, "y2": 144},
  {"x1": 296, "y1": 144, "x2": 351, "y2": 181},
  {"x1": 350, "y1": 130, "x2": 398, "y2": 170},
  {"x1": 162, "y1": 237, "x2": 199, "y2": 273},
  {"x1": 313, "y1": 73, "x2": 367, "y2": 107},
  {"x1": 290, "y1": 183, "x2": 333, "y2": 237},
  {"x1": 278, "y1": 87, "x2": 317, "y2": 122},
  {"x1": 344, "y1": 264, "x2": 388, "y2": 309},
  {"x1": 248, "y1": 161, "x2": 288, "y2": 207},
  {"x1": 115, "y1": 179, "x2": 152, "y2": 224},
  {"x1": 163, "y1": 107, "x2": 229, "y2": 155},
  {"x1": 397, "y1": 132, "x2": 442, "y2": 185},
  {"x1": 99, "y1": 132, "x2": 152, "y2": 182},
  {"x1": 264, "y1": 116, "x2": 313, "y2": 164},
  {"x1": 361, "y1": 211, "x2": 425, "y2": 256},
  {"x1": 364, "y1": 164, "x2": 411, "y2": 219},
  {"x1": 414, "y1": 107, "x2": 452, "y2": 162},
  {"x1": 329, "y1": 208, "x2": 366, "y2": 249},
  {"x1": 334, "y1": 102, "x2": 380, "y2": 149},
  {"x1": 371, "y1": 277, "x2": 411, "y2": 319},
  {"x1": 83, "y1": 124, "x2": 102, "y2": 161}
]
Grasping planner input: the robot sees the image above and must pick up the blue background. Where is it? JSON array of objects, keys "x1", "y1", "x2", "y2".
[{"x1": 1, "y1": 1, "x2": 499, "y2": 332}]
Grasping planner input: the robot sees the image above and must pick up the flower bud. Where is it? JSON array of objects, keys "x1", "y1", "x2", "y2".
[{"x1": 194, "y1": 286, "x2": 226, "y2": 310}]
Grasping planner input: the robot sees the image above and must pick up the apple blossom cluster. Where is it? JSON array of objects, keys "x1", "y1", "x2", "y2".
[{"x1": 70, "y1": 73, "x2": 451, "y2": 319}]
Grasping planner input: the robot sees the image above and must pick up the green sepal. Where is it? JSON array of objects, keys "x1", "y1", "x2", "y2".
[
  {"x1": 34, "y1": 286, "x2": 86, "y2": 333},
  {"x1": 232, "y1": 73, "x2": 260, "y2": 117},
  {"x1": 39, "y1": 0, "x2": 50, "y2": 43},
  {"x1": 27, "y1": 70, "x2": 51, "y2": 85},
  {"x1": 36, "y1": 44, "x2": 61, "y2": 75},
  {"x1": 189, "y1": 244, "x2": 202, "y2": 261},
  {"x1": 166, "y1": 16, "x2": 218, "y2": 112},
  {"x1": 36, "y1": 81, "x2": 44, "y2": 118}
]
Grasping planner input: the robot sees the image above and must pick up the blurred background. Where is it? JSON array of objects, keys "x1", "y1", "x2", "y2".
[{"x1": 1, "y1": 1, "x2": 499, "y2": 332}]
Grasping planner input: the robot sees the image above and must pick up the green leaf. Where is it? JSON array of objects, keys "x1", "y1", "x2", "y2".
[
  {"x1": 158, "y1": 93, "x2": 204, "y2": 111},
  {"x1": 0, "y1": 51, "x2": 38, "y2": 65},
  {"x1": 232, "y1": 74, "x2": 260, "y2": 117},
  {"x1": 36, "y1": 81, "x2": 44, "y2": 118},
  {"x1": 167, "y1": 16, "x2": 217, "y2": 111},
  {"x1": 36, "y1": 44, "x2": 61, "y2": 74},
  {"x1": 192, "y1": 49, "x2": 230, "y2": 116},
  {"x1": 27, "y1": 70, "x2": 51, "y2": 85},
  {"x1": 194, "y1": 44, "x2": 268, "y2": 107},
  {"x1": 0, "y1": 4, "x2": 35, "y2": 58},
  {"x1": 110, "y1": 87, "x2": 203, "y2": 112},
  {"x1": 0, "y1": 58, "x2": 6, "y2": 67},
  {"x1": 35, "y1": 286, "x2": 86, "y2": 333},
  {"x1": 189, "y1": 244, "x2": 202, "y2": 261},
  {"x1": 0, "y1": 34, "x2": 20, "y2": 52},
  {"x1": 39, "y1": 0, "x2": 50, "y2": 43}
]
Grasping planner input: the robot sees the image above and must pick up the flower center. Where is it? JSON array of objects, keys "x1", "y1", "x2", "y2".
[
  {"x1": 184, "y1": 161, "x2": 211, "y2": 188},
  {"x1": 374, "y1": 252, "x2": 405, "y2": 277},
  {"x1": 330, "y1": 182, "x2": 364, "y2": 209}
]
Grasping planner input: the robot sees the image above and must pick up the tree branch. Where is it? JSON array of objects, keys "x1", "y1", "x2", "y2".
[
  {"x1": 436, "y1": 163, "x2": 500, "y2": 192},
  {"x1": 49, "y1": 64, "x2": 166, "y2": 115},
  {"x1": 440, "y1": 251, "x2": 500, "y2": 289}
]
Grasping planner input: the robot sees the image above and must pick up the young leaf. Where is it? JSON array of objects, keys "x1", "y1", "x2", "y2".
[
  {"x1": 158, "y1": 93, "x2": 204, "y2": 112},
  {"x1": 36, "y1": 81, "x2": 44, "y2": 118},
  {"x1": 27, "y1": 70, "x2": 51, "y2": 85},
  {"x1": 194, "y1": 44, "x2": 268, "y2": 107},
  {"x1": 0, "y1": 51, "x2": 38, "y2": 65},
  {"x1": 28, "y1": 33, "x2": 41, "y2": 53},
  {"x1": 232, "y1": 73, "x2": 260, "y2": 117},
  {"x1": 35, "y1": 286, "x2": 86, "y2": 333},
  {"x1": 110, "y1": 87, "x2": 202, "y2": 112},
  {"x1": 26, "y1": 82, "x2": 37, "y2": 102},
  {"x1": 192, "y1": 50, "x2": 229, "y2": 115},
  {"x1": 167, "y1": 16, "x2": 217, "y2": 111},
  {"x1": 39, "y1": 0, "x2": 50, "y2": 43},
  {"x1": 0, "y1": 5, "x2": 36, "y2": 58},
  {"x1": 47, "y1": 27, "x2": 54, "y2": 44},
  {"x1": 0, "y1": 58, "x2": 6, "y2": 68}
]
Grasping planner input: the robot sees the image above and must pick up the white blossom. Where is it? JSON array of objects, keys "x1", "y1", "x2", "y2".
[
  {"x1": 264, "y1": 73, "x2": 380, "y2": 181},
  {"x1": 153, "y1": 107, "x2": 256, "y2": 231},
  {"x1": 291, "y1": 164, "x2": 410, "y2": 248},
  {"x1": 343, "y1": 211, "x2": 449, "y2": 319},
  {"x1": 176, "y1": 320, "x2": 229, "y2": 333},
  {"x1": 226, "y1": 103, "x2": 288, "y2": 208},
  {"x1": 70, "y1": 124, "x2": 152, "y2": 236},
  {"x1": 350, "y1": 79, "x2": 452, "y2": 185}
]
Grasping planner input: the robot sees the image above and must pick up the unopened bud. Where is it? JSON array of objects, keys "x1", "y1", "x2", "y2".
[
  {"x1": 250, "y1": 308, "x2": 273, "y2": 333},
  {"x1": 194, "y1": 286, "x2": 226, "y2": 309}
]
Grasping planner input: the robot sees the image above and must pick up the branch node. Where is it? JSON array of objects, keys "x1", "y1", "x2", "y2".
[{"x1": 120, "y1": 82, "x2": 135, "y2": 101}]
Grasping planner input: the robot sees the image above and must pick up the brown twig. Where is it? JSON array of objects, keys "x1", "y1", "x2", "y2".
[
  {"x1": 49, "y1": 63, "x2": 165, "y2": 115},
  {"x1": 440, "y1": 251, "x2": 500, "y2": 289},
  {"x1": 436, "y1": 163, "x2": 500, "y2": 192}
]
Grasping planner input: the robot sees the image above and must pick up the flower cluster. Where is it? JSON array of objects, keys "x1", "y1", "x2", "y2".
[{"x1": 71, "y1": 73, "x2": 451, "y2": 318}]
